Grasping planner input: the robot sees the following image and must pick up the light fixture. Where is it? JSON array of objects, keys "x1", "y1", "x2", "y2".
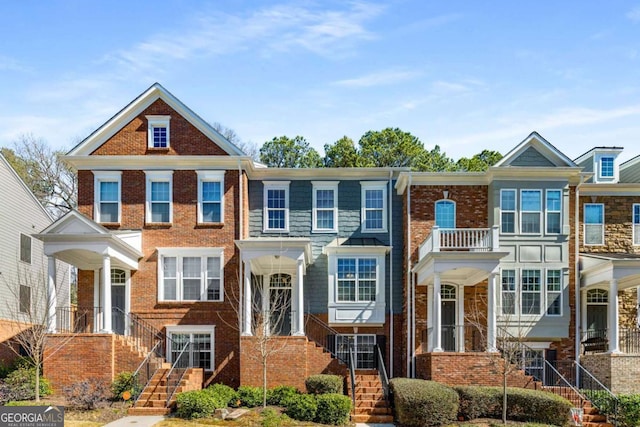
[{"x1": 443, "y1": 190, "x2": 449, "y2": 199}]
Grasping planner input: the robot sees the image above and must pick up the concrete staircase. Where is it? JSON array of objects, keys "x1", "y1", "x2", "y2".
[
  {"x1": 128, "y1": 367, "x2": 202, "y2": 415},
  {"x1": 347, "y1": 370, "x2": 393, "y2": 424}
]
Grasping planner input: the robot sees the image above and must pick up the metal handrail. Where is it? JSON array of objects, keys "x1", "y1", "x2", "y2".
[
  {"x1": 571, "y1": 360, "x2": 618, "y2": 423},
  {"x1": 112, "y1": 307, "x2": 165, "y2": 357},
  {"x1": 305, "y1": 313, "x2": 342, "y2": 358},
  {"x1": 375, "y1": 343, "x2": 389, "y2": 401},
  {"x1": 131, "y1": 341, "x2": 163, "y2": 403},
  {"x1": 165, "y1": 341, "x2": 191, "y2": 405},
  {"x1": 348, "y1": 344, "x2": 357, "y2": 406}
]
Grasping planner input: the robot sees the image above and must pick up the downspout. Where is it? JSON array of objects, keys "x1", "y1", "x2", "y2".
[
  {"x1": 388, "y1": 171, "x2": 394, "y2": 378},
  {"x1": 238, "y1": 160, "x2": 244, "y2": 333},
  {"x1": 574, "y1": 175, "x2": 584, "y2": 366},
  {"x1": 406, "y1": 175, "x2": 413, "y2": 377}
]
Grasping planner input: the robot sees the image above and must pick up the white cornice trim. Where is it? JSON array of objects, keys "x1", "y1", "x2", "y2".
[
  {"x1": 64, "y1": 155, "x2": 255, "y2": 171},
  {"x1": 579, "y1": 183, "x2": 640, "y2": 196}
]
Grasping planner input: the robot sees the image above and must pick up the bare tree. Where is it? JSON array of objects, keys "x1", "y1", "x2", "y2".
[
  {"x1": 4, "y1": 134, "x2": 77, "y2": 218},
  {"x1": 211, "y1": 122, "x2": 259, "y2": 160}
]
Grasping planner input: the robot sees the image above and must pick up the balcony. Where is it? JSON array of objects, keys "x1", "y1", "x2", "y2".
[{"x1": 419, "y1": 226, "x2": 500, "y2": 259}]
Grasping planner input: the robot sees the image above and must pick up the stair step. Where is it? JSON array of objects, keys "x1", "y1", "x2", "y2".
[
  {"x1": 584, "y1": 414, "x2": 607, "y2": 422},
  {"x1": 128, "y1": 407, "x2": 171, "y2": 416},
  {"x1": 582, "y1": 423, "x2": 613, "y2": 427},
  {"x1": 353, "y1": 407, "x2": 392, "y2": 415},
  {"x1": 354, "y1": 399, "x2": 388, "y2": 408},
  {"x1": 351, "y1": 414, "x2": 394, "y2": 423}
]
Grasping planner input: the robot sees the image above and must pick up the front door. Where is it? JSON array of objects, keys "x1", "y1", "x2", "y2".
[
  {"x1": 441, "y1": 284, "x2": 457, "y2": 351},
  {"x1": 111, "y1": 269, "x2": 126, "y2": 335},
  {"x1": 269, "y1": 273, "x2": 292, "y2": 336},
  {"x1": 586, "y1": 289, "x2": 608, "y2": 339}
]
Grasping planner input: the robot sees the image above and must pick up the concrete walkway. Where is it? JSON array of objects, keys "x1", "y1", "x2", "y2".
[{"x1": 102, "y1": 415, "x2": 165, "y2": 427}]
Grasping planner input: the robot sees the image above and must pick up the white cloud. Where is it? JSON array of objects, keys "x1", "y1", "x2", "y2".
[
  {"x1": 627, "y1": 6, "x2": 640, "y2": 22},
  {"x1": 0, "y1": 55, "x2": 30, "y2": 72},
  {"x1": 333, "y1": 69, "x2": 423, "y2": 87}
]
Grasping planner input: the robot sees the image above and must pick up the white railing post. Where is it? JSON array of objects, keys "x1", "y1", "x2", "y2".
[
  {"x1": 491, "y1": 225, "x2": 499, "y2": 251},
  {"x1": 432, "y1": 226, "x2": 440, "y2": 252}
]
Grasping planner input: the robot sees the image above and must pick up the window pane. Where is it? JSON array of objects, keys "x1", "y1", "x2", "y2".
[
  {"x1": 100, "y1": 202, "x2": 119, "y2": 223},
  {"x1": 151, "y1": 202, "x2": 170, "y2": 222},
  {"x1": 153, "y1": 126, "x2": 167, "y2": 148},
  {"x1": 585, "y1": 225, "x2": 603, "y2": 245},
  {"x1": 501, "y1": 190, "x2": 515, "y2": 211},
  {"x1": 601, "y1": 157, "x2": 614, "y2": 177},
  {"x1": 547, "y1": 212, "x2": 561, "y2": 234},
  {"x1": 202, "y1": 182, "x2": 221, "y2": 202},
  {"x1": 585, "y1": 205, "x2": 603, "y2": 224},
  {"x1": 100, "y1": 182, "x2": 118, "y2": 202},
  {"x1": 316, "y1": 210, "x2": 334, "y2": 229},
  {"x1": 206, "y1": 257, "x2": 221, "y2": 300},
  {"x1": 151, "y1": 181, "x2": 169, "y2": 201},
  {"x1": 365, "y1": 190, "x2": 383, "y2": 209},
  {"x1": 521, "y1": 212, "x2": 540, "y2": 233},
  {"x1": 316, "y1": 190, "x2": 334, "y2": 208},
  {"x1": 435, "y1": 201, "x2": 455, "y2": 228},
  {"x1": 501, "y1": 270, "x2": 516, "y2": 315},
  {"x1": 202, "y1": 203, "x2": 221, "y2": 222},
  {"x1": 19, "y1": 285, "x2": 30, "y2": 313},
  {"x1": 501, "y1": 212, "x2": 515, "y2": 233},
  {"x1": 358, "y1": 259, "x2": 376, "y2": 302},
  {"x1": 163, "y1": 257, "x2": 177, "y2": 300},
  {"x1": 547, "y1": 191, "x2": 561, "y2": 211},
  {"x1": 546, "y1": 270, "x2": 562, "y2": 316},
  {"x1": 183, "y1": 257, "x2": 201, "y2": 300},
  {"x1": 267, "y1": 189, "x2": 285, "y2": 209},
  {"x1": 521, "y1": 270, "x2": 541, "y2": 314},
  {"x1": 268, "y1": 210, "x2": 285, "y2": 229},
  {"x1": 20, "y1": 234, "x2": 31, "y2": 264},
  {"x1": 365, "y1": 210, "x2": 383, "y2": 230},
  {"x1": 192, "y1": 333, "x2": 211, "y2": 369},
  {"x1": 337, "y1": 259, "x2": 356, "y2": 302},
  {"x1": 521, "y1": 191, "x2": 541, "y2": 211}
]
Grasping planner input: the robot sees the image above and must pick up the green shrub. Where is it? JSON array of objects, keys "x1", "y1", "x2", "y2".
[
  {"x1": 205, "y1": 383, "x2": 238, "y2": 408},
  {"x1": 4, "y1": 367, "x2": 51, "y2": 401},
  {"x1": 63, "y1": 379, "x2": 108, "y2": 410},
  {"x1": 305, "y1": 374, "x2": 343, "y2": 395},
  {"x1": 315, "y1": 393, "x2": 352, "y2": 425},
  {"x1": 455, "y1": 386, "x2": 572, "y2": 426},
  {"x1": 615, "y1": 394, "x2": 640, "y2": 427},
  {"x1": 0, "y1": 361, "x2": 13, "y2": 379},
  {"x1": 176, "y1": 389, "x2": 217, "y2": 419},
  {"x1": 283, "y1": 393, "x2": 317, "y2": 422},
  {"x1": 268, "y1": 385, "x2": 300, "y2": 406},
  {"x1": 111, "y1": 371, "x2": 139, "y2": 400},
  {"x1": 237, "y1": 385, "x2": 264, "y2": 407},
  {"x1": 390, "y1": 378, "x2": 458, "y2": 427}
]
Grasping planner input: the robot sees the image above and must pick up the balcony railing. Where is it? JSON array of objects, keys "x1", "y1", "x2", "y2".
[
  {"x1": 421, "y1": 324, "x2": 486, "y2": 353},
  {"x1": 419, "y1": 226, "x2": 499, "y2": 259}
]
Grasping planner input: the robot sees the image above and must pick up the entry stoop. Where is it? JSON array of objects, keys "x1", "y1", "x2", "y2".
[
  {"x1": 347, "y1": 370, "x2": 394, "y2": 424},
  {"x1": 128, "y1": 367, "x2": 203, "y2": 415},
  {"x1": 581, "y1": 402, "x2": 614, "y2": 427}
]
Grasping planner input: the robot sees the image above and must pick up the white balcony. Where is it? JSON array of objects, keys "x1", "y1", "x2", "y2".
[{"x1": 419, "y1": 226, "x2": 500, "y2": 259}]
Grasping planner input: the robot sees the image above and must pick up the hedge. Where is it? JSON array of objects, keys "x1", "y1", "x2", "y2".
[
  {"x1": 283, "y1": 393, "x2": 318, "y2": 422},
  {"x1": 305, "y1": 374, "x2": 343, "y2": 395},
  {"x1": 315, "y1": 393, "x2": 352, "y2": 425},
  {"x1": 455, "y1": 385, "x2": 572, "y2": 426},
  {"x1": 390, "y1": 378, "x2": 459, "y2": 427},
  {"x1": 175, "y1": 390, "x2": 218, "y2": 419}
]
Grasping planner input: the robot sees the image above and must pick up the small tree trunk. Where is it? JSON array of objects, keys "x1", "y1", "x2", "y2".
[
  {"x1": 35, "y1": 363, "x2": 41, "y2": 402},
  {"x1": 262, "y1": 356, "x2": 268, "y2": 408},
  {"x1": 502, "y1": 371, "x2": 507, "y2": 424}
]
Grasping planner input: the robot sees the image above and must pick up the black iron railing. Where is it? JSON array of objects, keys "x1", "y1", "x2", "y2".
[
  {"x1": 374, "y1": 343, "x2": 389, "y2": 401},
  {"x1": 56, "y1": 306, "x2": 100, "y2": 333},
  {"x1": 165, "y1": 341, "x2": 191, "y2": 405},
  {"x1": 582, "y1": 329, "x2": 608, "y2": 354},
  {"x1": 347, "y1": 344, "x2": 356, "y2": 406},
  {"x1": 305, "y1": 314, "x2": 342, "y2": 359},
  {"x1": 131, "y1": 340, "x2": 163, "y2": 403},
  {"x1": 620, "y1": 328, "x2": 640, "y2": 354}
]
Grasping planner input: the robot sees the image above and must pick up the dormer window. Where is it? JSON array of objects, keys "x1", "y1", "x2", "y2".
[
  {"x1": 600, "y1": 156, "x2": 614, "y2": 178},
  {"x1": 147, "y1": 115, "x2": 171, "y2": 149}
]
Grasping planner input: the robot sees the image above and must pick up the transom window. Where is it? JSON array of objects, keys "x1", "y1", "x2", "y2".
[
  {"x1": 633, "y1": 204, "x2": 640, "y2": 245},
  {"x1": 158, "y1": 249, "x2": 223, "y2": 302},
  {"x1": 435, "y1": 200, "x2": 456, "y2": 229},
  {"x1": 361, "y1": 182, "x2": 387, "y2": 232},
  {"x1": 500, "y1": 189, "x2": 516, "y2": 234},
  {"x1": 600, "y1": 156, "x2": 614, "y2": 178},
  {"x1": 586, "y1": 289, "x2": 608, "y2": 304},
  {"x1": 312, "y1": 182, "x2": 338, "y2": 233},
  {"x1": 441, "y1": 284, "x2": 456, "y2": 299},
  {"x1": 546, "y1": 190, "x2": 562, "y2": 234},
  {"x1": 145, "y1": 171, "x2": 172, "y2": 223},
  {"x1": 337, "y1": 258, "x2": 377, "y2": 302},
  {"x1": 94, "y1": 172, "x2": 122, "y2": 223},
  {"x1": 546, "y1": 270, "x2": 562, "y2": 316},
  {"x1": 263, "y1": 182, "x2": 290, "y2": 232},
  {"x1": 197, "y1": 171, "x2": 224, "y2": 224},
  {"x1": 19, "y1": 233, "x2": 31, "y2": 264},
  {"x1": 147, "y1": 115, "x2": 171, "y2": 149},
  {"x1": 166, "y1": 327, "x2": 214, "y2": 370},
  {"x1": 520, "y1": 190, "x2": 541, "y2": 234},
  {"x1": 584, "y1": 204, "x2": 604, "y2": 245}
]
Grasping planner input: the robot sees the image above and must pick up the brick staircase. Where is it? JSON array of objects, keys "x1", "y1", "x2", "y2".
[
  {"x1": 347, "y1": 370, "x2": 394, "y2": 424},
  {"x1": 128, "y1": 367, "x2": 202, "y2": 415}
]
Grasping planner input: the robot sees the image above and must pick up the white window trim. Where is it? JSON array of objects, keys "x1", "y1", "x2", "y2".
[
  {"x1": 633, "y1": 204, "x2": 640, "y2": 246},
  {"x1": 435, "y1": 199, "x2": 456, "y2": 229},
  {"x1": 197, "y1": 171, "x2": 225, "y2": 224},
  {"x1": 599, "y1": 156, "x2": 614, "y2": 179},
  {"x1": 312, "y1": 181, "x2": 339, "y2": 233},
  {"x1": 146, "y1": 115, "x2": 171, "y2": 148},
  {"x1": 545, "y1": 269, "x2": 563, "y2": 317},
  {"x1": 500, "y1": 269, "x2": 517, "y2": 316},
  {"x1": 165, "y1": 325, "x2": 215, "y2": 370},
  {"x1": 545, "y1": 189, "x2": 562, "y2": 235},
  {"x1": 584, "y1": 203, "x2": 605, "y2": 246},
  {"x1": 94, "y1": 171, "x2": 122, "y2": 224},
  {"x1": 361, "y1": 181, "x2": 388, "y2": 233},
  {"x1": 520, "y1": 269, "x2": 542, "y2": 316},
  {"x1": 500, "y1": 189, "x2": 517, "y2": 234},
  {"x1": 520, "y1": 189, "x2": 542, "y2": 235},
  {"x1": 145, "y1": 171, "x2": 173, "y2": 224},
  {"x1": 157, "y1": 247, "x2": 224, "y2": 302},
  {"x1": 19, "y1": 233, "x2": 31, "y2": 264},
  {"x1": 263, "y1": 181, "x2": 290, "y2": 233}
]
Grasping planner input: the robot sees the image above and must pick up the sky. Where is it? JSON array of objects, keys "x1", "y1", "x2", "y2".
[{"x1": 1, "y1": 1, "x2": 640, "y2": 163}]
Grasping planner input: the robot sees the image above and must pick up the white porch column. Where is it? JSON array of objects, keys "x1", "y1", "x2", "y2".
[
  {"x1": 487, "y1": 273, "x2": 498, "y2": 352},
  {"x1": 456, "y1": 285, "x2": 465, "y2": 352},
  {"x1": 242, "y1": 261, "x2": 252, "y2": 336},
  {"x1": 46, "y1": 256, "x2": 57, "y2": 333},
  {"x1": 295, "y1": 259, "x2": 305, "y2": 336},
  {"x1": 433, "y1": 273, "x2": 443, "y2": 352},
  {"x1": 101, "y1": 255, "x2": 112, "y2": 333},
  {"x1": 93, "y1": 270, "x2": 100, "y2": 332},
  {"x1": 609, "y1": 279, "x2": 620, "y2": 353}
]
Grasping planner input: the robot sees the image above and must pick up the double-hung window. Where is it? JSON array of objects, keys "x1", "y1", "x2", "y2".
[
  {"x1": 197, "y1": 171, "x2": 224, "y2": 224},
  {"x1": 19, "y1": 285, "x2": 31, "y2": 314},
  {"x1": 634, "y1": 204, "x2": 640, "y2": 245},
  {"x1": 521, "y1": 269, "x2": 541, "y2": 315},
  {"x1": 19, "y1": 233, "x2": 31, "y2": 264},
  {"x1": 501, "y1": 270, "x2": 516, "y2": 315},
  {"x1": 263, "y1": 182, "x2": 290, "y2": 232},
  {"x1": 158, "y1": 248, "x2": 223, "y2": 302},
  {"x1": 546, "y1": 190, "x2": 562, "y2": 234},
  {"x1": 500, "y1": 189, "x2": 516, "y2": 233},
  {"x1": 146, "y1": 115, "x2": 171, "y2": 149},
  {"x1": 435, "y1": 200, "x2": 456, "y2": 228},
  {"x1": 584, "y1": 204, "x2": 604, "y2": 245},
  {"x1": 94, "y1": 171, "x2": 122, "y2": 223},
  {"x1": 337, "y1": 258, "x2": 377, "y2": 302},
  {"x1": 546, "y1": 270, "x2": 562, "y2": 316},
  {"x1": 312, "y1": 182, "x2": 338, "y2": 233},
  {"x1": 361, "y1": 182, "x2": 387, "y2": 232},
  {"x1": 336, "y1": 335, "x2": 376, "y2": 369},
  {"x1": 520, "y1": 190, "x2": 541, "y2": 234},
  {"x1": 600, "y1": 156, "x2": 614, "y2": 179},
  {"x1": 166, "y1": 326, "x2": 214, "y2": 370},
  {"x1": 145, "y1": 171, "x2": 173, "y2": 223}
]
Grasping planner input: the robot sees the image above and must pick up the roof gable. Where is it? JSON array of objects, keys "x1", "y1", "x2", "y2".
[
  {"x1": 68, "y1": 83, "x2": 245, "y2": 157},
  {"x1": 494, "y1": 132, "x2": 577, "y2": 168},
  {"x1": 0, "y1": 152, "x2": 53, "y2": 221},
  {"x1": 39, "y1": 210, "x2": 110, "y2": 235}
]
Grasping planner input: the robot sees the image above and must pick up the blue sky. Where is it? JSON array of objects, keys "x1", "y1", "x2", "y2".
[{"x1": 1, "y1": 1, "x2": 640, "y2": 162}]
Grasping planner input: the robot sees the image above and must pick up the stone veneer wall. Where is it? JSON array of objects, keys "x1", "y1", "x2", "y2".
[{"x1": 581, "y1": 353, "x2": 640, "y2": 394}]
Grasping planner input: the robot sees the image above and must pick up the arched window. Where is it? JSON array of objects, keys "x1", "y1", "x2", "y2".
[
  {"x1": 441, "y1": 284, "x2": 456, "y2": 300},
  {"x1": 435, "y1": 200, "x2": 456, "y2": 229},
  {"x1": 111, "y1": 269, "x2": 126, "y2": 284},
  {"x1": 586, "y1": 289, "x2": 608, "y2": 304}
]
